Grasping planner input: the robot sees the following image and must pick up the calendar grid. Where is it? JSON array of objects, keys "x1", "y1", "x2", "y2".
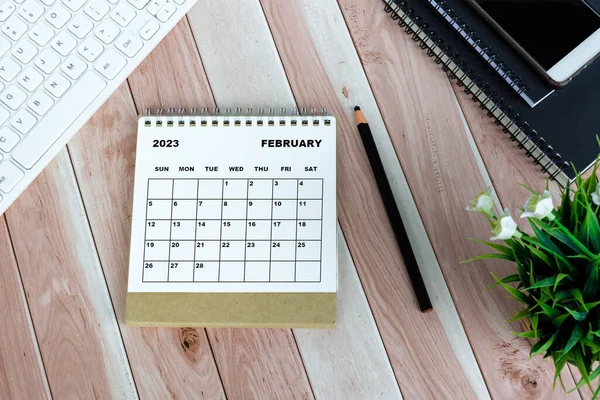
[
  {"x1": 192, "y1": 180, "x2": 199, "y2": 282},
  {"x1": 142, "y1": 178, "x2": 323, "y2": 283},
  {"x1": 141, "y1": 181, "x2": 151, "y2": 283},
  {"x1": 217, "y1": 180, "x2": 224, "y2": 281},
  {"x1": 166, "y1": 181, "x2": 175, "y2": 282},
  {"x1": 268, "y1": 179, "x2": 274, "y2": 281}
]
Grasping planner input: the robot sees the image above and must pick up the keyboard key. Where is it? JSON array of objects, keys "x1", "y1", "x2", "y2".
[
  {"x1": 139, "y1": 20, "x2": 159, "y2": 40},
  {"x1": 94, "y1": 48, "x2": 125, "y2": 79},
  {"x1": 0, "y1": 106, "x2": 9, "y2": 125},
  {"x1": 110, "y1": 3, "x2": 135, "y2": 26},
  {"x1": 12, "y1": 39, "x2": 38, "y2": 63},
  {"x1": 0, "y1": 161, "x2": 24, "y2": 193},
  {"x1": 2, "y1": 16, "x2": 28, "y2": 40},
  {"x1": 0, "y1": 58, "x2": 21, "y2": 81},
  {"x1": 61, "y1": 55, "x2": 86, "y2": 79},
  {"x1": 0, "y1": 2, "x2": 16, "y2": 22},
  {"x1": 44, "y1": 72, "x2": 70, "y2": 96},
  {"x1": 62, "y1": 0, "x2": 86, "y2": 11},
  {"x1": 18, "y1": 67, "x2": 44, "y2": 91},
  {"x1": 173, "y1": 0, "x2": 185, "y2": 5},
  {"x1": 67, "y1": 14, "x2": 93, "y2": 38},
  {"x1": 40, "y1": 0, "x2": 56, "y2": 5},
  {"x1": 12, "y1": 72, "x2": 107, "y2": 169},
  {"x1": 10, "y1": 109, "x2": 37, "y2": 133},
  {"x1": 0, "y1": 36, "x2": 10, "y2": 56},
  {"x1": 94, "y1": 20, "x2": 119, "y2": 44},
  {"x1": 84, "y1": 0, "x2": 109, "y2": 21},
  {"x1": 127, "y1": 0, "x2": 149, "y2": 9},
  {"x1": 51, "y1": 31, "x2": 77, "y2": 56},
  {"x1": 156, "y1": 2, "x2": 175, "y2": 22},
  {"x1": 78, "y1": 36, "x2": 103, "y2": 61},
  {"x1": 0, "y1": 127, "x2": 20, "y2": 152},
  {"x1": 19, "y1": 0, "x2": 45, "y2": 22},
  {"x1": 115, "y1": 31, "x2": 142, "y2": 57},
  {"x1": 27, "y1": 90, "x2": 54, "y2": 115},
  {"x1": 14, "y1": 0, "x2": 25, "y2": 4},
  {"x1": 34, "y1": 48, "x2": 60, "y2": 73},
  {"x1": 1, "y1": 85, "x2": 27, "y2": 109},
  {"x1": 29, "y1": 21, "x2": 54, "y2": 45},
  {"x1": 146, "y1": 0, "x2": 164, "y2": 14},
  {"x1": 45, "y1": 4, "x2": 71, "y2": 28}
]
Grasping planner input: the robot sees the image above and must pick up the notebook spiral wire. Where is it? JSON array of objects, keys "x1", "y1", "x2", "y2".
[
  {"x1": 144, "y1": 107, "x2": 331, "y2": 127},
  {"x1": 383, "y1": 0, "x2": 569, "y2": 186}
]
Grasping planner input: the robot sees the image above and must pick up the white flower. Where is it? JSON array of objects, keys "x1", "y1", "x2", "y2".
[
  {"x1": 466, "y1": 186, "x2": 495, "y2": 217},
  {"x1": 520, "y1": 190, "x2": 554, "y2": 220},
  {"x1": 592, "y1": 183, "x2": 600, "y2": 206},
  {"x1": 490, "y1": 208, "x2": 519, "y2": 241}
]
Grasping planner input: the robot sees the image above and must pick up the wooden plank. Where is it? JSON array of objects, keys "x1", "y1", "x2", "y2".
[
  {"x1": 125, "y1": 18, "x2": 314, "y2": 398},
  {"x1": 67, "y1": 82, "x2": 226, "y2": 399},
  {"x1": 288, "y1": 1, "x2": 490, "y2": 398},
  {"x1": 448, "y1": 80, "x2": 593, "y2": 399},
  {"x1": 338, "y1": 0, "x2": 580, "y2": 398},
  {"x1": 0, "y1": 217, "x2": 51, "y2": 399},
  {"x1": 187, "y1": 1, "x2": 410, "y2": 398},
  {"x1": 293, "y1": 227, "x2": 403, "y2": 399},
  {"x1": 5, "y1": 151, "x2": 137, "y2": 399},
  {"x1": 189, "y1": 0, "x2": 476, "y2": 398}
]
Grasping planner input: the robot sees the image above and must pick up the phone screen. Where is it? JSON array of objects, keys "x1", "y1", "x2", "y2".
[{"x1": 472, "y1": 0, "x2": 600, "y2": 69}]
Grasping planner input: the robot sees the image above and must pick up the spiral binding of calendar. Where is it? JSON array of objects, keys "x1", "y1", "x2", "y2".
[
  {"x1": 143, "y1": 107, "x2": 331, "y2": 128},
  {"x1": 383, "y1": 0, "x2": 570, "y2": 187}
]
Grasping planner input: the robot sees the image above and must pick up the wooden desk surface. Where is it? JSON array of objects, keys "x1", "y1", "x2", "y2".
[{"x1": 0, "y1": 1, "x2": 584, "y2": 399}]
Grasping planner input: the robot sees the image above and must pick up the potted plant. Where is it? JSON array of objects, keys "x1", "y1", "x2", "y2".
[{"x1": 466, "y1": 161, "x2": 600, "y2": 397}]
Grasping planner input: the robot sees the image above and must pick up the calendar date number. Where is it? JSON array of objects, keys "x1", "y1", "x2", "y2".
[{"x1": 152, "y1": 139, "x2": 179, "y2": 147}]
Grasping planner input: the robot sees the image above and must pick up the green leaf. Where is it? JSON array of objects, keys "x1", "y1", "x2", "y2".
[
  {"x1": 462, "y1": 252, "x2": 515, "y2": 263},
  {"x1": 580, "y1": 205, "x2": 600, "y2": 253},
  {"x1": 563, "y1": 307, "x2": 588, "y2": 321},
  {"x1": 488, "y1": 274, "x2": 520, "y2": 288},
  {"x1": 530, "y1": 331, "x2": 559, "y2": 357},
  {"x1": 508, "y1": 308, "x2": 532, "y2": 323},
  {"x1": 558, "y1": 324, "x2": 585, "y2": 362},
  {"x1": 526, "y1": 274, "x2": 571, "y2": 290},
  {"x1": 512, "y1": 330, "x2": 538, "y2": 338},
  {"x1": 470, "y1": 238, "x2": 514, "y2": 256},
  {"x1": 553, "y1": 313, "x2": 570, "y2": 328},
  {"x1": 533, "y1": 218, "x2": 595, "y2": 259},
  {"x1": 492, "y1": 273, "x2": 529, "y2": 304},
  {"x1": 584, "y1": 266, "x2": 599, "y2": 300},
  {"x1": 554, "y1": 273, "x2": 571, "y2": 291},
  {"x1": 553, "y1": 353, "x2": 568, "y2": 390},
  {"x1": 570, "y1": 288, "x2": 586, "y2": 308},
  {"x1": 572, "y1": 346, "x2": 593, "y2": 393},
  {"x1": 525, "y1": 222, "x2": 573, "y2": 271}
]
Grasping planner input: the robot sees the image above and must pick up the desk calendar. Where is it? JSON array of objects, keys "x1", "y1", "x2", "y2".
[{"x1": 126, "y1": 110, "x2": 337, "y2": 327}]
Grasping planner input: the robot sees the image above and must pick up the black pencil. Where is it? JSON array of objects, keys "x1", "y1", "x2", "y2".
[{"x1": 354, "y1": 106, "x2": 433, "y2": 313}]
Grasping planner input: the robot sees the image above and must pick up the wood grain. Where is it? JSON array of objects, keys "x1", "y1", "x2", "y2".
[
  {"x1": 449, "y1": 75, "x2": 592, "y2": 399},
  {"x1": 5, "y1": 151, "x2": 137, "y2": 399},
  {"x1": 126, "y1": 18, "x2": 314, "y2": 398},
  {"x1": 254, "y1": 0, "x2": 479, "y2": 398},
  {"x1": 0, "y1": 217, "x2": 50, "y2": 399},
  {"x1": 286, "y1": 0, "x2": 490, "y2": 397},
  {"x1": 67, "y1": 82, "x2": 226, "y2": 399},
  {"x1": 188, "y1": 0, "x2": 446, "y2": 397},
  {"x1": 338, "y1": 0, "x2": 579, "y2": 398}
]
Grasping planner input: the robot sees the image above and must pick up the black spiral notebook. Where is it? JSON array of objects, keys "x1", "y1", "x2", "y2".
[
  {"x1": 383, "y1": 0, "x2": 600, "y2": 187},
  {"x1": 426, "y1": 0, "x2": 555, "y2": 107}
]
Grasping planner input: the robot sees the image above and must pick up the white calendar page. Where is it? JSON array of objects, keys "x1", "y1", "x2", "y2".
[{"x1": 127, "y1": 116, "x2": 337, "y2": 293}]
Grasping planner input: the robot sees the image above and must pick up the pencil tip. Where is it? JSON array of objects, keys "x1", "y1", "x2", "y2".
[{"x1": 354, "y1": 106, "x2": 361, "y2": 111}]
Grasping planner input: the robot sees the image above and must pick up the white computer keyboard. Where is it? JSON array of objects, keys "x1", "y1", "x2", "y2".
[{"x1": 0, "y1": 0, "x2": 198, "y2": 215}]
